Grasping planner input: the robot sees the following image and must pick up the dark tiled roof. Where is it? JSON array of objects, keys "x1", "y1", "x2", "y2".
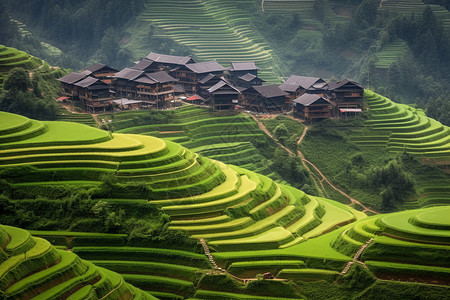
[
  {"x1": 131, "y1": 59, "x2": 154, "y2": 70},
  {"x1": 186, "y1": 61, "x2": 226, "y2": 74},
  {"x1": 146, "y1": 52, "x2": 193, "y2": 65},
  {"x1": 238, "y1": 73, "x2": 265, "y2": 82},
  {"x1": 113, "y1": 68, "x2": 144, "y2": 80},
  {"x1": 85, "y1": 63, "x2": 106, "y2": 72},
  {"x1": 134, "y1": 76, "x2": 156, "y2": 85},
  {"x1": 252, "y1": 84, "x2": 287, "y2": 98},
  {"x1": 293, "y1": 94, "x2": 332, "y2": 106},
  {"x1": 208, "y1": 80, "x2": 241, "y2": 94},
  {"x1": 228, "y1": 61, "x2": 259, "y2": 71},
  {"x1": 328, "y1": 79, "x2": 363, "y2": 90},
  {"x1": 279, "y1": 75, "x2": 325, "y2": 92},
  {"x1": 85, "y1": 63, "x2": 118, "y2": 73},
  {"x1": 199, "y1": 73, "x2": 218, "y2": 84},
  {"x1": 57, "y1": 72, "x2": 89, "y2": 84},
  {"x1": 147, "y1": 71, "x2": 177, "y2": 83},
  {"x1": 74, "y1": 76, "x2": 100, "y2": 88}
]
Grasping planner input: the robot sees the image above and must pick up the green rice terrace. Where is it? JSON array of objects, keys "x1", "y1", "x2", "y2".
[
  {"x1": 0, "y1": 45, "x2": 42, "y2": 89},
  {"x1": 0, "y1": 224, "x2": 157, "y2": 299},
  {"x1": 1, "y1": 109, "x2": 449, "y2": 298},
  {"x1": 101, "y1": 106, "x2": 277, "y2": 180},
  {"x1": 353, "y1": 90, "x2": 450, "y2": 162},
  {"x1": 126, "y1": 0, "x2": 283, "y2": 83}
]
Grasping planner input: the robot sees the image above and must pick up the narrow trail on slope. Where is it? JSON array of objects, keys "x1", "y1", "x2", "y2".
[
  {"x1": 250, "y1": 115, "x2": 294, "y2": 156},
  {"x1": 341, "y1": 237, "x2": 374, "y2": 275},
  {"x1": 295, "y1": 124, "x2": 378, "y2": 215},
  {"x1": 199, "y1": 238, "x2": 219, "y2": 270}
]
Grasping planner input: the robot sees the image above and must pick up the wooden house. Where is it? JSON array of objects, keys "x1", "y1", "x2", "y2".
[
  {"x1": 236, "y1": 73, "x2": 265, "y2": 88},
  {"x1": 207, "y1": 80, "x2": 242, "y2": 110},
  {"x1": 175, "y1": 61, "x2": 226, "y2": 94},
  {"x1": 134, "y1": 71, "x2": 177, "y2": 108},
  {"x1": 57, "y1": 70, "x2": 91, "y2": 100},
  {"x1": 242, "y1": 84, "x2": 288, "y2": 112},
  {"x1": 85, "y1": 63, "x2": 118, "y2": 84},
  {"x1": 279, "y1": 75, "x2": 327, "y2": 101},
  {"x1": 293, "y1": 94, "x2": 334, "y2": 120},
  {"x1": 74, "y1": 76, "x2": 112, "y2": 113},
  {"x1": 327, "y1": 79, "x2": 364, "y2": 111},
  {"x1": 198, "y1": 73, "x2": 222, "y2": 98},
  {"x1": 112, "y1": 68, "x2": 144, "y2": 99},
  {"x1": 228, "y1": 62, "x2": 259, "y2": 78}
]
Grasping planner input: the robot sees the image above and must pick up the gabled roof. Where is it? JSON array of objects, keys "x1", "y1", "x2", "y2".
[
  {"x1": 279, "y1": 75, "x2": 326, "y2": 93},
  {"x1": 328, "y1": 79, "x2": 363, "y2": 90},
  {"x1": 113, "y1": 68, "x2": 144, "y2": 80},
  {"x1": 131, "y1": 59, "x2": 154, "y2": 71},
  {"x1": 134, "y1": 71, "x2": 177, "y2": 85},
  {"x1": 228, "y1": 62, "x2": 259, "y2": 72},
  {"x1": 208, "y1": 80, "x2": 241, "y2": 94},
  {"x1": 238, "y1": 73, "x2": 265, "y2": 82},
  {"x1": 146, "y1": 52, "x2": 193, "y2": 65},
  {"x1": 57, "y1": 72, "x2": 89, "y2": 84},
  {"x1": 134, "y1": 76, "x2": 156, "y2": 85},
  {"x1": 85, "y1": 63, "x2": 118, "y2": 73},
  {"x1": 74, "y1": 76, "x2": 100, "y2": 88},
  {"x1": 293, "y1": 94, "x2": 333, "y2": 106},
  {"x1": 147, "y1": 71, "x2": 177, "y2": 83},
  {"x1": 252, "y1": 84, "x2": 287, "y2": 98},
  {"x1": 185, "y1": 61, "x2": 226, "y2": 74},
  {"x1": 199, "y1": 73, "x2": 219, "y2": 84}
]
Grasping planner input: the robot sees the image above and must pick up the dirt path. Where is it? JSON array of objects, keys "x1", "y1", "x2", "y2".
[
  {"x1": 341, "y1": 237, "x2": 374, "y2": 274},
  {"x1": 294, "y1": 124, "x2": 378, "y2": 214},
  {"x1": 250, "y1": 115, "x2": 294, "y2": 156}
]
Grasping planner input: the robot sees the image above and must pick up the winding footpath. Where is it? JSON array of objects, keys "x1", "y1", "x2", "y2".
[
  {"x1": 341, "y1": 237, "x2": 374, "y2": 274},
  {"x1": 251, "y1": 115, "x2": 378, "y2": 215}
]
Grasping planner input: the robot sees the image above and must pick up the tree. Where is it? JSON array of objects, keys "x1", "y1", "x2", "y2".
[
  {"x1": 352, "y1": 0, "x2": 378, "y2": 28},
  {"x1": 3, "y1": 68, "x2": 30, "y2": 96},
  {"x1": 273, "y1": 123, "x2": 288, "y2": 144}
]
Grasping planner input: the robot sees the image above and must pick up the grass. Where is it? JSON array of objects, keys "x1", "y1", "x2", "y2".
[
  {"x1": 125, "y1": 0, "x2": 283, "y2": 83},
  {"x1": 276, "y1": 268, "x2": 340, "y2": 281}
]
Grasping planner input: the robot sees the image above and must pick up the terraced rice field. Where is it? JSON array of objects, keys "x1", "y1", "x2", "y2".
[
  {"x1": 262, "y1": 0, "x2": 348, "y2": 25},
  {"x1": 380, "y1": 0, "x2": 450, "y2": 32},
  {"x1": 0, "y1": 224, "x2": 156, "y2": 299},
  {"x1": 130, "y1": 0, "x2": 283, "y2": 83},
  {"x1": 352, "y1": 90, "x2": 450, "y2": 160},
  {"x1": 2, "y1": 109, "x2": 449, "y2": 295},
  {"x1": 332, "y1": 206, "x2": 450, "y2": 283},
  {"x1": 114, "y1": 105, "x2": 273, "y2": 176},
  {"x1": 374, "y1": 39, "x2": 408, "y2": 69},
  {"x1": 0, "y1": 110, "x2": 364, "y2": 293},
  {"x1": 55, "y1": 107, "x2": 98, "y2": 127},
  {"x1": 350, "y1": 91, "x2": 450, "y2": 207},
  {"x1": 0, "y1": 44, "x2": 42, "y2": 88}
]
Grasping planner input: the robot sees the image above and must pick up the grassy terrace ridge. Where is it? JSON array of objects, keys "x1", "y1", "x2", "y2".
[
  {"x1": 126, "y1": 0, "x2": 283, "y2": 83},
  {"x1": 110, "y1": 106, "x2": 274, "y2": 176},
  {"x1": 0, "y1": 224, "x2": 156, "y2": 299},
  {"x1": 351, "y1": 90, "x2": 450, "y2": 169},
  {"x1": 332, "y1": 206, "x2": 450, "y2": 267}
]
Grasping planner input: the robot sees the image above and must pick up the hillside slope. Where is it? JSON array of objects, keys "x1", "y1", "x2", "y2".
[
  {"x1": 0, "y1": 224, "x2": 156, "y2": 299},
  {"x1": 124, "y1": 0, "x2": 283, "y2": 83}
]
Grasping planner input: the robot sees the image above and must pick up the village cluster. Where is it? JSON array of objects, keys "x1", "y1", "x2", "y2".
[{"x1": 58, "y1": 52, "x2": 364, "y2": 120}]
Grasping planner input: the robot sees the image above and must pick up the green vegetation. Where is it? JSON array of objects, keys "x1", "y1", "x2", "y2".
[{"x1": 0, "y1": 224, "x2": 156, "y2": 299}]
